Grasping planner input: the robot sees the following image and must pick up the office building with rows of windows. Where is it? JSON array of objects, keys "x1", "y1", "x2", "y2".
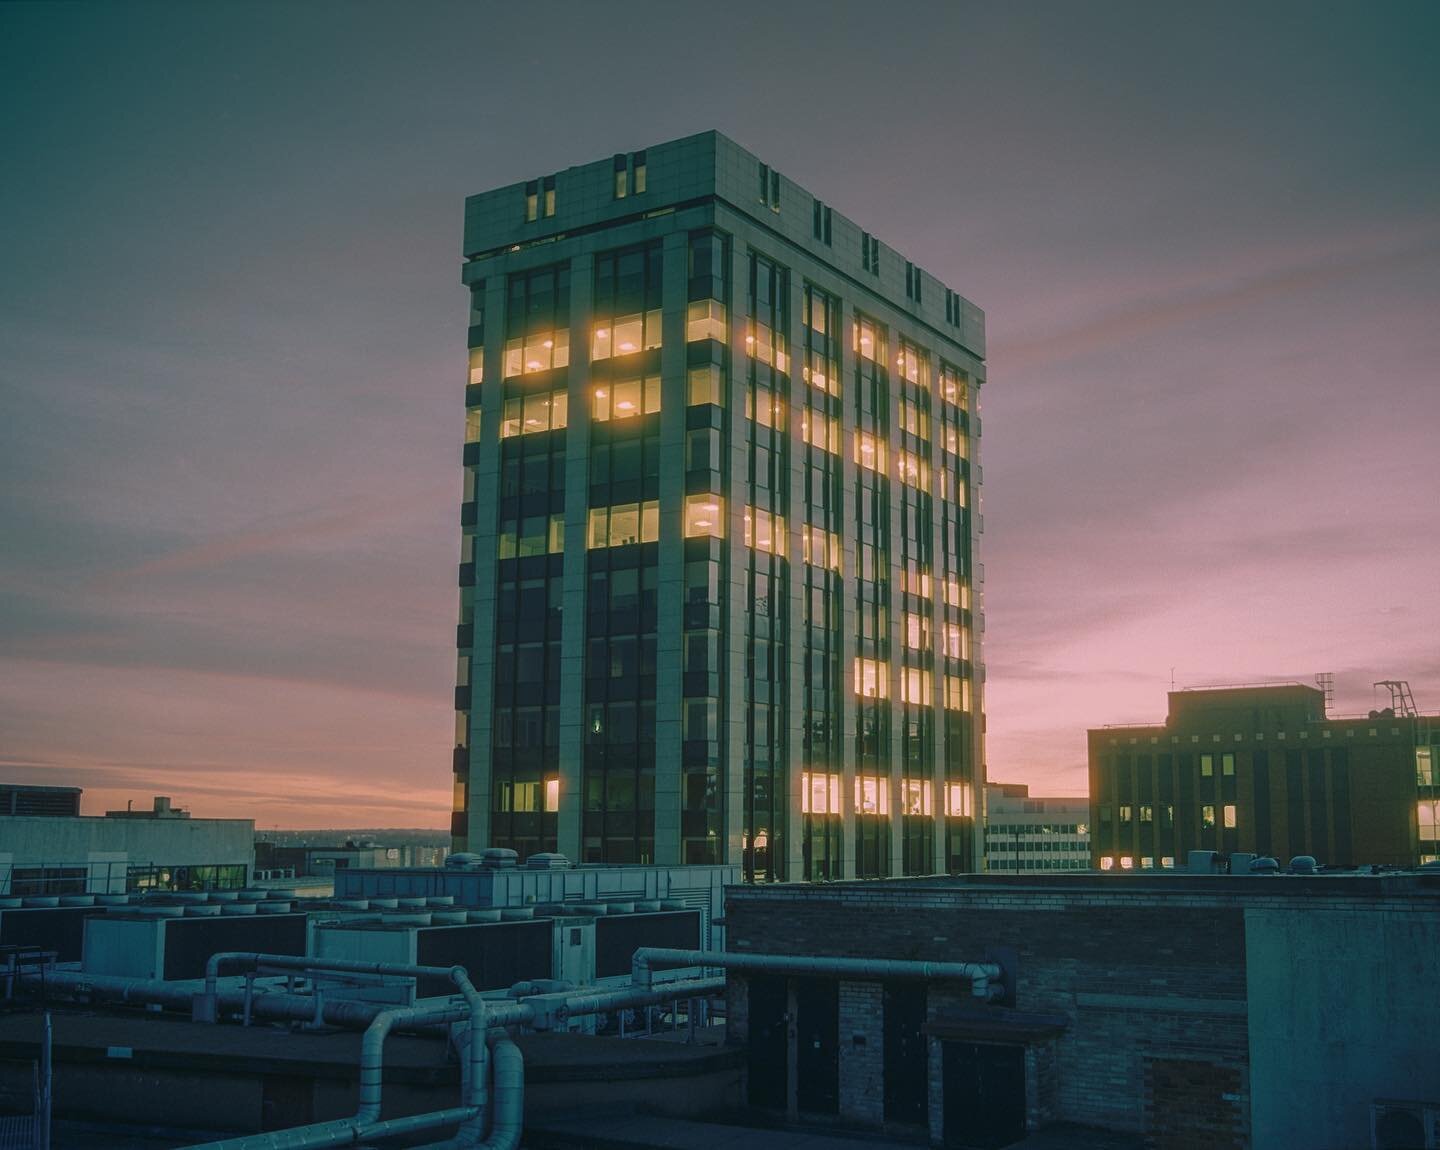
[
  {"x1": 983, "y1": 783, "x2": 1091, "y2": 872},
  {"x1": 1089, "y1": 683, "x2": 1440, "y2": 871},
  {"x1": 451, "y1": 132, "x2": 986, "y2": 881}
]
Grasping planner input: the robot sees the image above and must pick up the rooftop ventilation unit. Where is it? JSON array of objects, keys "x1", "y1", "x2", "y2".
[{"x1": 526, "y1": 852, "x2": 571, "y2": 870}]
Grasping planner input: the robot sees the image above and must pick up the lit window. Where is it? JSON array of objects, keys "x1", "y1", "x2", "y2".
[
  {"x1": 897, "y1": 451, "x2": 929, "y2": 489},
  {"x1": 944, "y1": 783, "x2": 972, "y2": 817},
  {"x1": 855, "y1": 775, "x2": 889, "y2": 816},
  {"x1": 942, "y1": 578, "x2": 970, "y2": 610},
  {"x1": 614, "y1": 156, "x2": 628, "y2": 199},
  {"x1": 684, "y1": 494, "x2": 724, "y2": 539},
  {"x1": 1200, "y1": 754, "x2": 1214, "y2": 777},
  {"x1": 497, "y1": 514, "x2": 564, "y2": 559},
  {"x1": 1223, "y1": 804, "x2": 1237, "y2": 829},
  {"x1": 1141, "y1": 856, "x2": 1154, "y2": 869},
  {"x1": 1201, "y1": 804, "x2": 1216, "y2": 828},
  {"x1": 801, "y1": 409, "x2": 841, "y2": 454},
  {"x1": 1161, "y1": 856, "x2": 1175, "y2": 869},
  {"x1": 468, "y1": 347, "x2": 485, "y2": 387},
  {"x1": 899, "y1": 398, "x2": 928, "y2": 438},
  {"x1": 586, "y1": 501, "x2": 660, "y2": 548},
  {"x1": 1120, "y1": 856, "x2": 1134, "y2": 870},
  {"x1": 524, "y1": 180, "x2": 538, "y2": 223},
  {"x1": 802, "y1": 771, "x2": 841, "y2": 815},
  {"x1": 900, "y1": 667, "x2": 931, "y2": 704},
  {"x1": 687, "y1": 300, "x2": 727, "y2": 343},
  {"x1": 901, "y1": 779, "x2": 932, "y2": 817},
  {"x1": 743, "y1": 507, "x2": 785, "y2": 555},
  {"x1": 853, "y1": 318, "x2": 879, "y2": 361},
  {"x1": 503, "y1": 328, "x2": 570, "y2": 378},
  {"x1": 592, "y1": 375, "x2": 660, "y2": 421},
  {"x1": 854, "y1": 431, "x2": 885, "y2": 472},
  {"x1": 1140, "y1": 805, "x2": 1153, "y2": 823},
  {"x1": 854, "y1": 658, "x2": 888, "y2": 699},
  {"x1": 464, "y1": 410, "x2": 482, "y2": 444},
  {"x1": 746, "y1": 387, "x2": 785, "y2": 430},
  {"x1": 942, "y1": 623, "x2": 969, "y2": 660},
  {"x1": 1099, "y1": 856, "x2": 1115, "y2": 871},
  {"x1": 592, "y1": 312, "x2": 662, "y2": 361},
  {"x1": 499, "y1": 389, "x2": 568, "y2": 438},
  {"x1": 904, "y1": 613, "x2": 930, "y2": 651},
  {"x1": 1222, "y1": 753, "x2": 1235, "y2": 776},
  {"x1": 896, "y1": 340, "x2": 923, "y2": 384},
  {"x1": 544, "y1": 776, "x2": 560, "y2": 813},
  {"x1": 940, "y1": 364, "x2": 968, "y2": 410},
  {"x1": 542, "y1": 176, "x2": 555, "y2": 217},
  {"x1": 902, "y1": 567, "x2": 933, "y2": 598},
  {"x1": 943, "y1": 675, "x2": 971, "y2": 712},
  {"x1": 1119, "y1": 805, "x2": 1133, "y2": 824},
  {"x1": 1419, "y1": 747, "x2": 1436, "y2": 786},
  {"x1": 633, "y1": 152, "x2": 646, "y2": 194},
  {"x1": 745, "y1": 321, "x2": 789, "y2": 373},
  {"x1": 687, "y1": 364, "x2": 722, "y2": 407},
  {"x1": 801, "y1": 525, "x2": 842, "y2": 571}
]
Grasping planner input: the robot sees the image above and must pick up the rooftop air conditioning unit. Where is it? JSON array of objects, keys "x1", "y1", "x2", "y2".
[{"x1": 1371, "y1": 1100, "x2": 1440, "y2": 1149}]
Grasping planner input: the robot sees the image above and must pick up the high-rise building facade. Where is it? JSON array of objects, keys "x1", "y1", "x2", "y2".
[
  {"x1": 451, "y1": 132, "x2": 987, "y2": 881},
  {"x1": 1088, "y1": 683, "x2": 1440, "y2": 870}
]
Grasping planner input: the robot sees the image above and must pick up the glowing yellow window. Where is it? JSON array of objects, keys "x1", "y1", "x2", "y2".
[
  {"x1": 802, "y1": 771, "x2": 842, "y2": 815},
  {"x1": 853, "y1": 320, "x2": 878, "y2": 361},
  {"x1": 801, "y1": 409, "x2": 840, "y2": 454},
  {"x1": 944, "y1": 783, "x2": 972, "y2": 818},
  {"x1": 853, "y1": 658, "x2": 888, "y2": 699},
  {"x1": 899, "y1": 398, "x2": 927, "y2": 438},
  {"x1": 593, "y1": 376, "x2": 660, "y2": 421},
  {"x1": 901, "y1": 567, "x2": 932, "y2": 598},
  {"x1": 944, "y1": 675, "x2": 971, "y2": 712},
  {"x1": 743, "y1": 507, "x2": 785, "y2": 555},
  {"x1": 942, "y1": 577, "x2": 970, "y2": 609},
  {"x1": 465, "y1": 410, "x2": 482, "y2": 444},
  {"x1": 854, "y1": 775, "x2": 889, "y2": 816},
  {"x1": 543, "y1": 776, "x2": 560, "y2": 813},
  {"x1": 746, "y1": 387, "x2": 785, "y2": 430},
  {"x1": 904, "y1": 613, "x2": 930, "y2": 651},
  {"x1": 901, "y1": 779, "x2": 932, "y2": 817},
  {"x1": 468, "y1": 347, "x2": 485, "y2": 386},
  {"x1": 801, "y1": 526, "x2": 842, "y2": 571},
  {"x1": 897, "y1": 452, "x2": 929, "y2": 489},
  {"x1": 687, "y1": 300, "x2": 727, "y2": 343},
  {"x1": 942, "y1": 623, "x2": 969, "y2": 660},
  {"x1": 900, "y1": 667, "x2": 931, "y2": 704},
  {"x1": 685, "y1": 494, "x2": 724, "y2": 538},
  {"x1": 687, "y1": 365, "x2": 722, "y2": 406},
  {"x1": 854, "y1": 431, "x2": 885, "y2": 472}
]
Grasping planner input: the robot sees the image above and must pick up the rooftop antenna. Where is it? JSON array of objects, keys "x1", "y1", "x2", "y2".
[
  {"x1": 1372, "y1": 680, "x2": 1417, "y2": 718},
  {"x1": 1170, "y1": 667, "x2": 1175, "y2": 690}
]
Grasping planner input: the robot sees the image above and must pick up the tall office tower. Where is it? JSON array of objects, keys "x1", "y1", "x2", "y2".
[{"x1": 452, "y1": 132, "x2": 987, "y2": 881}]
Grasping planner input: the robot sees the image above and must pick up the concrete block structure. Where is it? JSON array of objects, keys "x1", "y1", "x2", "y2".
[
  {"x1": 451, "y1": 131, "x2": 987, "y2": 882},
  {"x1": 1088, "y1": 683, "x2": 1440, "y2": 870},
  {"x1": 723, "y1": 872, "x2": 1440, "y2": 1150}
]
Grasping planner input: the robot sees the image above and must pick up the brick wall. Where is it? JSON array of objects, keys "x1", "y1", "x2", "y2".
[{"x1": 836, "y1": 980, "x2": 884, "y2": 1124}]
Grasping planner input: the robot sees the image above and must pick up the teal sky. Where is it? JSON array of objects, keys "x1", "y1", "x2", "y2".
[{"x1": 2, "y1": 1, "x2": 1437, "y2": 824}]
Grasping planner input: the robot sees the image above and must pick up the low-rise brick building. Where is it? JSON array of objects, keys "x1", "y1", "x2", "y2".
[{"x1": 723, "y1": 871, "x2": 1440, "y2": 1149}]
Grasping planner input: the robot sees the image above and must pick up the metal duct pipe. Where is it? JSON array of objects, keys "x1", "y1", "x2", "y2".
[
  {"x1": 197, "y1": 952, "x2": 462, "y2": 1021},
  {"x1": 631, "y1": 948, "x2": 1003, "y2": 999},
  {"x1": 181, "y1": 1105, "x2": 478, "y2": 1150},
  {"x1": 39, "y1": 970, "x2": 405, "y2": 1030},
  {"x1": 411, "y1": 1037, "x2": 524, "y2": 1150},
  {"x1": 557, "y1": 977, "x2": 725, "y2": 1021}
]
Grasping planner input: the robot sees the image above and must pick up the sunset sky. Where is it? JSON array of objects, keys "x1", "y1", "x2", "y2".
[{"x1": 3, "y1": 2, "x2": 1437, "y2": 826}]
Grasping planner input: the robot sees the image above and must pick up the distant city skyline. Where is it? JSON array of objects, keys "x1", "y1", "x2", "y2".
[{"x1": 3, "y1": 2, "x2": 1437, "y2": 825}]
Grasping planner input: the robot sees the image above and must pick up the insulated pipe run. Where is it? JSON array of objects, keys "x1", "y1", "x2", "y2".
[
  {"x1": 630, "y1": 948, "x2": 1004, "y2": 999},
  {"x1": 182, "y1": 1105, "x2": 479, "y2": 1150},
  {"x1": 200, "y1": 952, "x2": 460, "y2": 1014},
  {"x1": 558, "y1": 976, "x2": 726, "y2": 1021},
  {"x1": 410, "y1": 1038, "x2": 524, "y2": 1150}
]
